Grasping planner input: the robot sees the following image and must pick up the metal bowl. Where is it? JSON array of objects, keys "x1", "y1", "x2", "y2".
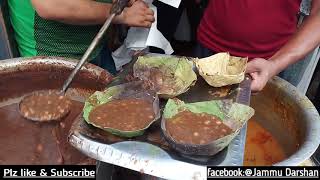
[
  {"x1": 0, "y1": 56, "x2": 113, "y2": 101},
  {"x1": 250, "y1": 76, "x2": 320, "y2": 165}
]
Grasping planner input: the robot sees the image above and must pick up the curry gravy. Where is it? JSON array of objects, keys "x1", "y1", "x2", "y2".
[
  {"x1": 20, "y1": 93, "x2": 72, "y2": 121},
  {"x1": 0, "y1": 66, "x2": 109, "y2": 165},
  {"x1": 166, "y1": 111, "x2": 232, "y2": 145},
  {"x1": 244, "y1": 119, "x2": 286, "y2": 166},
  {"x1": 89, "y1": 99, "x2": 155, "y2": 131},
  {"x1": 0, "y1": 100, "x2": 94, "y2": 165}
]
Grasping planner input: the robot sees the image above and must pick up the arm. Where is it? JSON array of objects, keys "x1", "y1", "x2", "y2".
[
  {"x1": 31, "y1": 0, "x2": 154, "y2": 27},
  {"x1": 269, "y1": 0, "x2": 320, "y2": 75},
  {"x1": 246, "y1": 0, "x2": 320, "y2": 92},
  {"x1": 31, "y1": 0, "x2": 113, "y2": 25}
]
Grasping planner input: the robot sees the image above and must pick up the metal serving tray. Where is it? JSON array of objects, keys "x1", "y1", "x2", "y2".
[{"x1": 68, "y1": 53, "x2": 252, "y2": 180}]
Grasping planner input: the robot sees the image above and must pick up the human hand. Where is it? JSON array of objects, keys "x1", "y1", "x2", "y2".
[
  {"x1": 246, "y1": 58, "x2": 278, "y2": 92},
  {"x1": 128, "y1": 0, "x2": 139, "y2": 6},
  {"x1": 115, "y1": 1, "x2": 155, "y2": 27}
]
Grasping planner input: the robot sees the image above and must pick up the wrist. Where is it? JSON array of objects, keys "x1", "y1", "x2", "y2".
[
  {"x1": 267, "y1": 57, "x2": 287, "y2": 78},
  {"x1": 268, "y1": 48, "x2": 302, "y2": 77},
  {"x1": 112, "y1": 12, "x2": 125, "y2": 24},
  {"x1": 112, "y1": 7, "x2": 130, "y2": 25}
]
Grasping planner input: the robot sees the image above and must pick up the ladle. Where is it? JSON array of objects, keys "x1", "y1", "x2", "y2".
[{"x1": 19, "y1": 0, "x2": 129, "y2": 122}]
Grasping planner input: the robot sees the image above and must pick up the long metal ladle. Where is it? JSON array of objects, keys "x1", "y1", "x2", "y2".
[{"x1": 19, "y1": 0, "x2": 129, "y2": 122}]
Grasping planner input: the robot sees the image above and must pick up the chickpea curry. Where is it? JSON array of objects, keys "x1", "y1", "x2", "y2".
[
  {"x1": 166, "y1": 110, "x2": 233, "y2": 145},
  {"x1": 89, "y1": 99, "x2": 155, "y2": 131},
  {"x1": 20, "y1": 93, "x2": 72, "y2": 121}
]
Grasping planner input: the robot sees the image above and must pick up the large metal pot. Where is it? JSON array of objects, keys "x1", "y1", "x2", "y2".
[
  {"x1": 0, "y1": 56, "x2": 112, "y2": 100},
  {"x1": 0, "y1": 56, "x2": 113, "y2": 164},
  {"x1": 250, "y1": 76, "x2": 320, "y2": 166}
]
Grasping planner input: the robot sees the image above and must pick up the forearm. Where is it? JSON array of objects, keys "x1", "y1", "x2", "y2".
[
  {"x1": 269, "y1": 4, "x2": 320, "y2": 76},
  {"x1": 31, "y1": 0, "x2": 114, "y2": 25}
]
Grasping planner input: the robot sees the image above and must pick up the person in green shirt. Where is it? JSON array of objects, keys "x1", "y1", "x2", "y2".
[{"x1": 8, "y1": 0, "x2": 154, "y2": 74}]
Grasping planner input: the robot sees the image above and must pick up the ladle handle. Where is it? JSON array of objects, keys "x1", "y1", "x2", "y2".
[
  {"x1": 61, "y1": 13, "x2": 116, "y2": 94},
  {"x1": 61, "y1": 0, "x2": 129, "y2": 94}
]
